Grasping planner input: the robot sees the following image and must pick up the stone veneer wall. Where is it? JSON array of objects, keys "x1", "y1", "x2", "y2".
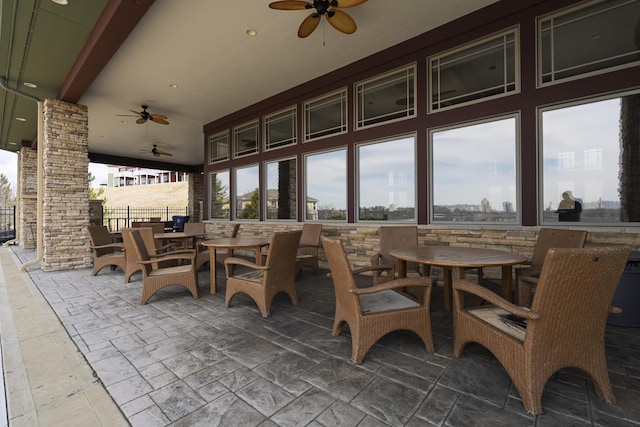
[
  {"x1": 201, "y1": 222, "x2": 640, "y2": 278},
  {"x1": 41, "y1": 98, "x2": 92, "y2": 271},
  {"x1": 18, "y1": 147, "x2": 38, "y2": 249},
  {"x1": 188, "y1": 172, "x2": 204, "y2": 222}
]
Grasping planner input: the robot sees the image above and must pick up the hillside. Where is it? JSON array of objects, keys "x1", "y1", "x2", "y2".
[{"x1": 95, "y1": 182, "x2": 188, "y2": 207}]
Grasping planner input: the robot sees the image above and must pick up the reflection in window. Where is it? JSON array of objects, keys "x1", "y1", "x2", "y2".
[
  {"x1": 538, "y1": 0, "x2": 640, "y2": 85},
  {"x1": 358, "y1": 136, "x2": 415, "y2": 221},
  {"x1": 541, "y1": 93, "x2": 640, "y2": 224},
  {"x1": 234, "y1": 120, "x2": 259, "y2": 158},
  {"x1": 431, "y1": 117, "x2": 517, "y2": 223},
  {"x1": 210, "y1": 170, "x2": 230, "y2": 219},
  {"x1": 208, "y1": 131, "x2": 229, "y2": 163},
  {"x1": 264, "y1": 107, "x2": 296, "y2": 151},
  {"x1": 356, "y1": 66, "x2": 415, "y2": 129},
  {"x1": 305, "y1": 149, "x2": 347, "y2": 221},
  {"x1": 430, "y1": 29, "x2": 517, "y2": 112},
  {"x1": 304, "y1": 89, "x2": 347, "y2": 141},
  {"x1": 265, "y1": 158, "x2": 297, "y2": 220},
  {"x1": 234, "y1": 165, "x2": 260, "y2": 220}
]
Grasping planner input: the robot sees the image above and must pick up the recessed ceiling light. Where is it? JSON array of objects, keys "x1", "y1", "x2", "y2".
[
  {"x1": 9, "y1": 141, "x2": 17, "y2": 145},
  {"x1": 120, "y1": 120, "x2": 128, "y2": 124},
  {"x1": 51, "y1": 0, "x2": 69, "y2": 5},
  {"x1": 16, "y1": 117, "x2": 27, "y2": 122},
  {"x1": 23, "y1": 82, "x2": 37, "y2": 88},
  {"x1": 246, "y1": 29, "x2": 257, "y2": 37},
  {"x1": 169, "y1": 83, "x2": 179, "y2": 89}
]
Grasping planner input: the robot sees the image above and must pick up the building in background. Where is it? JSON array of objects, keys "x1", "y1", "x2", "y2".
[{"x1": 108, "y1": 166, "x2": 188, "y2": 187}]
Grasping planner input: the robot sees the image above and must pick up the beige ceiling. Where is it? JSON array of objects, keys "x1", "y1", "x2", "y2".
[{"x1": 2, "y1": 0, "x2": 499, "y2": 168}]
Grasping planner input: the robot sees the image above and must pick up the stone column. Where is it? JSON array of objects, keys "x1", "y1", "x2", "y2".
[
  {"x1": 188, "y1": 172, "x2": 204, "y2": 222},
  {"x1": 18, "y1": 147, "x2": 38, "y2": 249},
  {"x1": 41, "y1": 98, "x2": 92, "y2": 271}
]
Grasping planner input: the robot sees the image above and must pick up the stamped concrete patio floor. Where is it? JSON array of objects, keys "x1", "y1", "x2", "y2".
[{"x1": 2, "y1": 245, "x2": 640, "y2": 426}]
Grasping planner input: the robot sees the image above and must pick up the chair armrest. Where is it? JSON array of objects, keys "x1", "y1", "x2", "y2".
[
  {"x1": 224, "y1": 256, "x2": 269, "y2": 276},
  {"x1": 350, "y1": 277, "x2": 431, "y2": 295},
  {"x1": 352, "y1": 264, "x2": 394, "y2": 276},
  {"x1": 92, "y1": 243, "x2": 124, "y2": 250},
  {"x1": 517, "y1": 275, "x2": 540, "y2": 285},
  {"x1": 453, "y1": 278, "x2": 541, "y2": 320},
  {"x1": 136, "y1": 252, "x2": 196, "y2": 265},
  {"x1": 155, "y1": 249, "x2": 196, "y2": 257}
]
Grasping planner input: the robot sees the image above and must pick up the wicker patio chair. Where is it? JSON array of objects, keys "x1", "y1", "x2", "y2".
[
  {"x1": 296, "y1": 223, "x2": 323, "y2": 274},
  {"x1": 452, "y1": 246, "x2": 629, "y2": 415},
  {"x1": 322, "y1": 236, "x2": 435, "y2": 364},
  {"x1": 121, "y1": 227, "x2": 178, "y2": 283},
  {"x1": 88, "y1": 225, "x2": 126, "y2": 276},
  {"x1": 196, "y1": 223, "x2": 240, "y2": 270},
  {"x1": 224, "y1": 230, "x2": 301, "y2": 317},
  {"x1": 129, "y1": 229, "x2": 199, "y2": 304},
  {"x1": 370, "y1": 225, "x2": 426, "y2": 285},
  {"x1": 516, "y1": 228, "x2": 588, "y2": 306}
]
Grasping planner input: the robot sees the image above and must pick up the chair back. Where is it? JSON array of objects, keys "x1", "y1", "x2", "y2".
[
  {"x1": 184, "y1": 222, "x2": 204, "y2": 235},
  {"x1": 263, "y1": 230, "x2": 302, "y2": 285},
  {"x1": 321, "y1": 237, "x2": 361, "y2": 313},
  {"x1": 230, "y1": 223, "x2": 240, "y2": 237},
  {"x1": 129, "y1": 229, "x2": 154, "y2": 277},
  {"x1": 298, "y1": 223, "x2": 322, "y2": 256},
  {"x1": 88, "y1": 225, "x2": 114, "y2": 256},
  {"x1": 528, "y1": 246, "x2": 629, "y2": 345},
  {"x1": 378, "y1": 226, "x2": 418, "y2": 266},
  {"x1": 529, "y1": 228, "x2": 588, "y2": 268}
]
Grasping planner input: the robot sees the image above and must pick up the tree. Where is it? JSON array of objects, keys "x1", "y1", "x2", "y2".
[
  {"x1": 88, "y1": 172, "x2": 106, "y2": 201},
  {"x1": 0, "y1": 173, "x2": 16, "y2": 206},
  {"x1": 239, "y1": 189, "x2": 259, "y2": 219},
  {"x1": 211, "y1": 177, "x2": 229, "y2": 218}
]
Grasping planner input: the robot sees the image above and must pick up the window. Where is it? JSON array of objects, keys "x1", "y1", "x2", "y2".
[
  {"x1": 430, "y1": 28, "x2": 518, "y2": 112},
  {"x1": 234, "y1": 120, "x2": 259, "y2": 158},
  {"x1": 538, "y1": 0, "x2": 640, "y2": 85},
  {"x1": 305, "y1": 149, "x2": 347, "y2": 221},
  {"x1": 431, "y1": 116, "x2": 518, "y2": 223},
  {"x1": 303, "y1": 89, "x2": 347, "y2": 141},
  {"x1": 265, "y1": 158, "x2": 297, "y2": 220},
  {"x1": 234, "y1": 164, "x2": 260, "y2": 220},
  {"x1": 208, "y1": 131, "x2": 229, "y2": 163},
  {"x1": 264, "y1": 107, "x2": 297, "y2": 151},
  {"x1": 357, "y1": 136, "x2": 416, "y2": 221},
  {"x1": 541, "y1": 92, "x2": 640, "y2": 224},
  {"x1": 355, "y1": 65, "x2": 415, "y2": 129},
  {"x1": 209, "y1": 170, "x2": 230, "y2": 219}
]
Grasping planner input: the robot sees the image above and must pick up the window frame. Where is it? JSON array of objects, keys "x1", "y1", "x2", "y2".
[
  {"x1": 303, "y1": 88, "x2": 348, "y2": 142},
  {"x1": 208, "y1": 130, "x2": 230, "y2": 164},
  {"x1": 233, "y1": 120, "x2": 259, "y2": 159},
  {"x1": 263, "y1": 106, "x2": 297, "y2": 152}
]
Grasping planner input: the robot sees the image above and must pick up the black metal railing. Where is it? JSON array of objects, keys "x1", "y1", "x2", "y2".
[
  {"x1": 103, "y1": 206, "x2": 188, "y2": 231},
  {"x1": 0, "y1": 205, "x2": 16, "y2": 243}
]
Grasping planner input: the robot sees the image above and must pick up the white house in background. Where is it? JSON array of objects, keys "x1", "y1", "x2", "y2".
[{"x1": 108, "y1": 166, "x2": 189, "y2": 187}]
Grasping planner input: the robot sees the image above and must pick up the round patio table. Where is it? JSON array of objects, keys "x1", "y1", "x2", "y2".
[
  {"x1": 200, "y1": 237, "x2": 271, "y2": 294},
  {"x1": 389, "y1": 246, "x2": 527, "y2": 312}
]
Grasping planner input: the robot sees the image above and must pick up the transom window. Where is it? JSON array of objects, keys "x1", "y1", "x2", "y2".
[
  {"x1": 233, "y1": 120, "x2": 259, "y2": 158},
  {"x1": 303, "y1": 89, "x2": 347, "y2": 142},
  {"x1": 264, "y1": 107, "x2": 297, "y2": 151},
  {"x1": 538, "y1": 0, "x2": 640, "y2": 86},
  {"x1": 208, "y1": 130, "x2": 229, "y2": 163},
  {"x1": 355, "y1": 65, "x2": 416, "y2": 129},
  {"x1": 430, "y1": 28, "x2": 518, "y2": 112}
]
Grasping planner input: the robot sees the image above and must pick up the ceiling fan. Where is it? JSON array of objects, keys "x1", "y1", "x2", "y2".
[
  {"x1": 117, "y1": 105, "x2": 169, "y2": 125},
  {"x1": 269, "y1": 0, "x2": 367, "y2": 38},
  {"x1": 151, "y1": 144, "x2": 172, "y2": 157}
]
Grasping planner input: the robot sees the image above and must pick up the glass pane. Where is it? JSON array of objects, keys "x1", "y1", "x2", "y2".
[
  {"x1": 265, "y1": 108, "x2": 296, "y2": 150},
  {"x1": 208, "y1": 131, "x2": 229, "y2": 163},
  {"x1": 305, "y1": 149, "x2": 347, "y2": 221},
  {"x1": 358, "y1": 136, "x2": 415, "y2": 221},
  {"x1": 234, "y1": 165, "x2": 260, "y2": 220},
  {"x1": 541, "y1": 93, "x2": 640, "y2": 224},
  {"x1": 432, "y1": 117, "x2": 517, "y2": 223},
  {"x1": 539, "y1": 0, "x2": 640, "y2": 84},
  {"x1": 210, "y1": 170, "x2": 229, "y2": 219},
  {"x1": 234, "y1": 121, "x2": 258, "y2": 158},
  {"x1": 431, "y1": 30, "x2": 517, "y2": 111},
  {"x1": 304, "y1": 90, "x2": 347, "y2": 141},
  {"x1": 356, "y1": 67, "x2": 415, "y2": 128},
  {"x1": 265, "y1": 158, "x2": 297, "y2": 220}
]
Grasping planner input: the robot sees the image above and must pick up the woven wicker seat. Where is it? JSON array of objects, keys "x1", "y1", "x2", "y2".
[
  {"x1": 129, "y1": 229, "x2": 199, "y2": 304},
  {"x1": 88, "y1": 225, "x2": 125, "y2": 276},
  {"x1": 296, "y1": 223, "x2": 323, "y2": 274},
  {"x1": 322, "y1": 236, "x2": 435, "y2": 364},
  {"x1": 453, "y1": 246, "x2": 629, "y2": 415},
  {"x1": 224, "y1": 230, "x2": 301, "y2": 317},
  {"x1": 516, "y1": 228, "x2": 587, "y2": 306}
]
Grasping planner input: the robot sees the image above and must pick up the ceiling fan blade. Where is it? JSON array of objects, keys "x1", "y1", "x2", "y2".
[
  {"x1": 298, "y1": 13, "x2": 321, "y2": 38},
  {"x1": 157, "y1": 150, "x2": 172, "y2": 156},
  {"x1": 130, "y1": 109, "x2": 144, "y2": 117},
  {"x1": 136, "y1": 118, "x2": 147, "y2": 124},
  {"x1": 333, "y1": 0, "x2": 367, "y2": 8},
  {"x1": 269, "y1": 1, "x2": 310, "y2": 10},
  {"x1": 327, "y1": 9, "x2": 357, "y2": 34},
  {"x1": 151, "y1": 117, "x2": 170, "y2": 125},
  {"x1": 149, "y1": 113, "x2": 168, "y2": 120}
]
